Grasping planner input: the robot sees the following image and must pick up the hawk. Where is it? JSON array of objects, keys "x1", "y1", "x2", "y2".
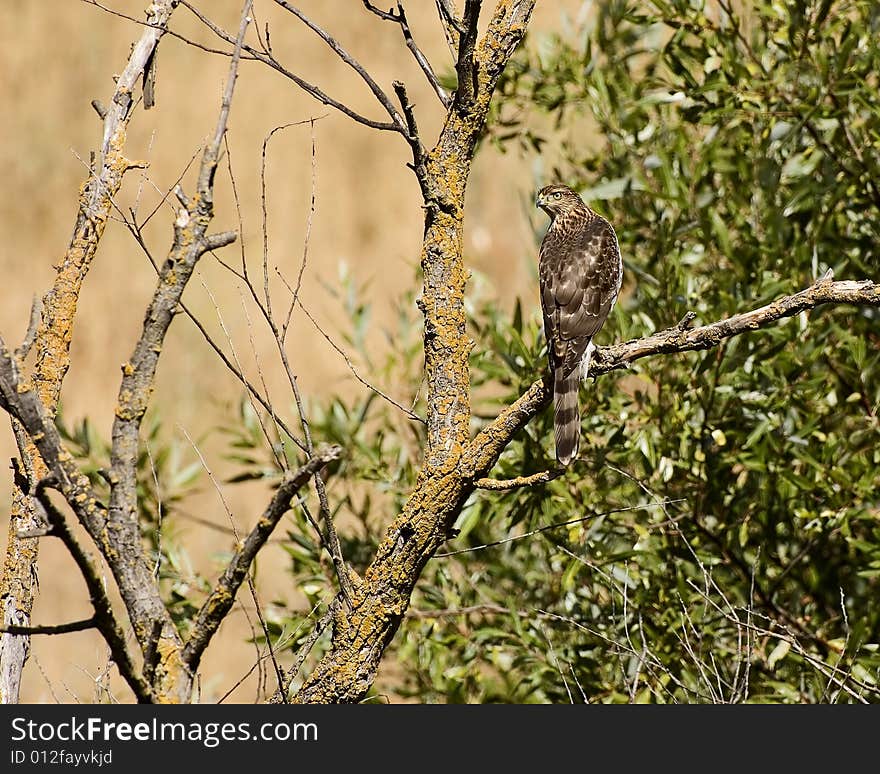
[{"x1": 536, "y1": 184, "x2": 623, "y2": 466}]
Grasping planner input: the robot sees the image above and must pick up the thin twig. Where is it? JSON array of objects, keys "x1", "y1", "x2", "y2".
[
  {"x1": 295, "y1": 296, "x2": 425, "y2": 423},
  {"x1": 182, "y1": 445, "x2": 342, "y2": 670},
  {"x1": 435, "y1": 500, "x2": 683, "y2": 557},
  {"x1": 365, "y1": 2, "x2": 451, "y2": 107},
  {"x1": 272, "y1": 0, "x2": 405, "y2": 129},
  {"x1": 180, "y1": 0, "x2": 402, "y2": 133},
  {"x1": 0, "y1": 619, "x2": 97, "y2": 636},
  {"x1": 275, "y1": 606, "x2": 334, "y2": 701},
  {"x1": 285, "y1": 118, "x2": 321, "y2": 340}
]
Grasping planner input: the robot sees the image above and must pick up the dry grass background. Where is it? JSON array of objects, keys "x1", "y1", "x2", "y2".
[{"x1": 0, "y1": 0, "x2": 586, "y2": 702}]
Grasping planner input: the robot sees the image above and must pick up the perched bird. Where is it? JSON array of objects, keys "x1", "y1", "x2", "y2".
[{"x1": 536, "y1": 184, "x2": 623, "y2": 466}]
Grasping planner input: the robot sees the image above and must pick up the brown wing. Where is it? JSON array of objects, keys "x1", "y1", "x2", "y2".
[{"x1": 539, "y1": 214, "x2": 622, "y2": 378}]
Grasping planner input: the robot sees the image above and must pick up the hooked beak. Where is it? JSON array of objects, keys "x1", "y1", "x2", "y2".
[{"x1": 535, "y1": 192, "x2": 546, "y2": 209}]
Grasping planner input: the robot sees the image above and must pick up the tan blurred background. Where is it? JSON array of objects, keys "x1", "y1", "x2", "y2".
[{"x1": 0, "y1": 0, "x2": 585, "y2": 702}]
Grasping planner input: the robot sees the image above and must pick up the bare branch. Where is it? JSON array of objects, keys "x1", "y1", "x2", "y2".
[
  {"x1": 32, "y1": 481, "x2": 152, "y2": 703},
  {"x1": 180, "y1": 0, "x2": 402, "y2": 132},
  {"x1": 273, "y1": 0, "x2": 405, "y2": 129},
  {"x1": 182, "y1": 445, "x2": 342, "y2": 670},
  {"x1": 366, "y1": 2, "x2": 451, "y2": 107},
  {"x1": 362, "y1": 1, "x2": 398, "y2": 22},
  {"x1": 296, "y1": 298, "x2": 426, "y2": 423},
  {"x1": 392, "y1": 80, "x2": 426, "y2": 162},
  {"x1": 82, "y1": 0, "x2": 245, "y2": 59},
  {"x1": 0, "y1": 619, "x2": 97, "y2": 636},
  {"x1": 462, "y1": 277, "x2": 880, "y2": 478}
]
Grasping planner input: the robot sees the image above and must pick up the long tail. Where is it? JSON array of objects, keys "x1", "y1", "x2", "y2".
[{"x1": 553, "y1": 368, "x2": 580, "y2": 466}]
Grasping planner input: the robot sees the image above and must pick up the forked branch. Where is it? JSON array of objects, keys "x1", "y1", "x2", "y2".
[
  {"x1": 364, "y1": 2, "x2": 451, "y2": 107},
  {"x1": 180, "y1": 0, "x2": 404, "y2": 133}
]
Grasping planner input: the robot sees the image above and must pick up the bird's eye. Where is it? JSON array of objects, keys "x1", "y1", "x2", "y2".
[{"x1": 552, "y1": 192, "x2": 562, "y2": 199}]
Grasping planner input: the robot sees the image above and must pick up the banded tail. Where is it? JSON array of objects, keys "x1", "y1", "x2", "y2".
[
  {"x1": 552, "y1": 342, "x2": 593, "y2": 466},
  {"x1": 553, "y1": 369, "x2": 580, "y2": 466}
]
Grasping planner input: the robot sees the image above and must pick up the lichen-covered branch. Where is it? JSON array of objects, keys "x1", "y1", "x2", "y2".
[
  {"x1": 419, "y1": 0, "x2": 536, "y2": 467},
  {"x1": 463, "y1": 277, "x2": 880, "y2": 478},
  {"x1": 31, "y1": 482, "x2": 152, "y2": 703},
  {"x1": 182, "y1": 445, "x2": 341, "y2": 671},
  {"x1": 0, "y1": 0, "x2": 178, "y2": 705},
  {"x1": 100, "y1": 0, "x2": 249, "y2": 703},
  {"x1": 290, "y1": 0, "x2": 536, "y2": 704},
  {"x1": 475, "y1": 469, "x2": 563, "y2": 490}
]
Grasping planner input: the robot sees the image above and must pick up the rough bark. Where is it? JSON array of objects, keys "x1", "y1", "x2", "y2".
[
  {"x1": 291, "y1": 0, "x2": 536, "y2": 703},
  {"x1": 0, "y1": 0, "x2": 178, "y2": 704}
]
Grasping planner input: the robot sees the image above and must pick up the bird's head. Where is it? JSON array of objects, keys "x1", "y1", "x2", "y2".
[{"x1": 535, "y1": 184, "x2": 588, "y2": 219}]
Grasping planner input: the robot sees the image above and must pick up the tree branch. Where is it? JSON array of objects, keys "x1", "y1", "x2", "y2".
[
  {"x1": 0, "y1": 619, "x2": 97, "y2": 636},
  {"x1": 180, "y1": 1, "x2": 403, "y2": 133},
  {"x1": 182, "y1": 445, "x2": 341, "y2": 671},
  {"x1": 1, "y1": 0, "x2": 178, "y2": 706},
  {"x1": 463, "y1": 277, "x2": 880, "y2": 478},
  {"x1": 365, "y1": 2, "x2": 451, "y2": 107},
  {"x1": 475, "y1": 468, "x2": 563, "y2": 490},
  {"x1": 454, "y1": 0, "x2": 482, "y2": 111},
  {"x1": 273, "y1": 0, "x2": 406, "y2": 129},
  {"x1": 32, "y1": 481, "x2": 152, "y2": 703}
]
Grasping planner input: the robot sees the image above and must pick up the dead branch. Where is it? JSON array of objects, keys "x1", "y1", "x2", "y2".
[
  {"x1": 0, "y1": 619, "x2": 97, "y2": 636},
  {"x1": 273, "y1": 1, "x2": 405, "y2": 129},
  {"x1": 180, "y1": 0, "x2": 403, "y2": 133},
  {"x1": 182, "y1": 445, "x2": 341, "y2": 671},
  {"x1": 296, "y1": 297, "x2": 425, "y2": 423},
  {"x1": 0, "y1": 0, "x2": 178, "y2": 705},
  {"x1": 364, "y1": 2, "x2": 451, "y2": 107}
]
